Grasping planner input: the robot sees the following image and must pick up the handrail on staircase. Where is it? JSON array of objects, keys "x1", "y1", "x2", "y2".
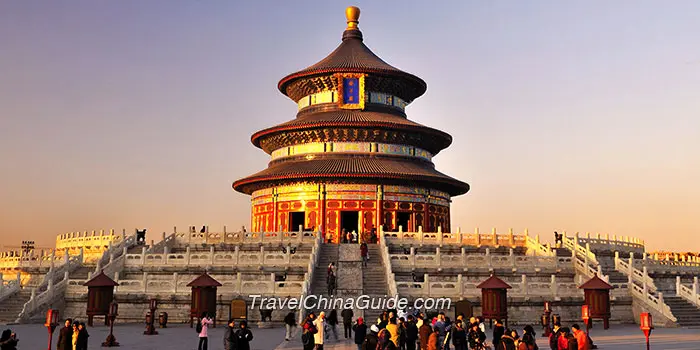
[
  {"x1": 676, "y1": 276, "x2": 700, "y2": 308},
  {"x1": 298, "y1": 230, "x2": 322, "y2": 325},
  {"x1": 379, "y1": 228, "x2": 398, "y2": 297}
]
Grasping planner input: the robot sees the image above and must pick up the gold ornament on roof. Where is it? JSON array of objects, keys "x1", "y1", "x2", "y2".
[{"x1": 346, "y1": 6, "x2": 360, "y2": 29}]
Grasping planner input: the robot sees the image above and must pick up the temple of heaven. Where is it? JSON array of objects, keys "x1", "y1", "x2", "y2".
[{"x1": 233, "y1": 6, "x2": 469, "y2": 243}]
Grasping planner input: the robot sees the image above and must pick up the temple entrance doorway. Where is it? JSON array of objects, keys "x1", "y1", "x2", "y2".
[
  {"x1": 340, "y1": 211, "x2": 359, "y2": 239},
  {"x1": 455, "y1": 299, "x2": 474, "y2": 320},
  {"x1": 397, "y1": 212, "x2": 411, "y2": 231},
  {"x1": 289, "y1": 211, "x2": 305, "y2": 231}
]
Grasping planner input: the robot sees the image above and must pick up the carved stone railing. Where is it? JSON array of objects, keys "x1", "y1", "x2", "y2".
[
  {"x1": 0, "y1": 249, "x2": 65, "y2": 269},
  {"x1": 383, "y1": 227, "x2": 528, "y2": 248},
  {"x1": 614, "y1": 252, "x2": 657, "y2": 293},
  {"x1": 16, "y1": 271, "x2": 70, "y2": 323},
  {"x1": 0, "y1": 274, "x2": 22, "y2": 304},
  {"x1": 299, "y1": 230, "x2": 322, "y2": 324},
  {"x1": 676, "y1": 276, "x2": 700, "y2": 308},
  {"x1": 636, "y1": 257, "x2": 700, "y2": 274},
  {"x1": 124, "y1": 245, "x2": 312, "y2": 268},
  {"x1": 612, "y1": 250, "x2": 678, "y2": 322},
  {"x1": 396, "y1": 274, "x2": 580, "y2": 300},
  {"x1": 93, "y1": 234, "x2": 137, "y2": 274},
  {"x1": 173, "y1": 227, "x2": 317, "y2": 246},
  {"x1": 379, "y1": 234, "x2": 398, "y2": 297},
  {"x1": 569, "y1": 232, "x2": 645, "y2": 253},
  {"x1": 389, "y1": 248, "x2": 570, "y2": 273},
  {"x1": 146, "y1": 233, "x2": 176, "y2": 253},
  {"x1": 525, "y1": 234, "x2": 555, "y2": 257}
]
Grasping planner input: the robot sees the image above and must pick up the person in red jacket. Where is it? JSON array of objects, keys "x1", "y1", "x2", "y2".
[
  {"x1": 360, "y1": 243, "x2": 369, "y2": 267},
  {"x1": 571, "y1": 324, "x2": 589, "y2": 350}
]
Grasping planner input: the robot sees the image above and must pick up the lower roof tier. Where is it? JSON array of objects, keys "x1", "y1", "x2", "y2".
[
  {"x1": 233, "y1": 156, "x2": 469, "y2": 196},
  {"x1": 251, "y1": 110, "x2": 452, "y2": 155}
]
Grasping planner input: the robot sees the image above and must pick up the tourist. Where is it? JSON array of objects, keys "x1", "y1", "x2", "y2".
[
  {"x1": 554, "y1": 232, "x2": 562, "y2": 248},
  {"x1": 405, "y1": 315, "x2": 418, "y2": 350},
  {"x1": 386, "y1": 317, "x2": 400, "y2": 347},
  {"x1": 433, "y1": 313, "x2": 446, "y2": 347},
  {"x1": 493, "y1": 319, "x2": 505, "y2": 348},
  {"x1": 328, "y1": 310, "x2": 339, "y2": 340},
  {"x1": 314, "y1": 311, "x2": 326, "y2": 349},
  {"x1": 197, "y1": 312, "x2": 214, "y2": 350},
  {"x1": 450, "y1": 321, "x2": 467, "y2": 350},
  {"x1": 427, "y1": 327, "x2": 439, "y2": 350},
  {"x1": 342, "y1": 307, "x2": 354, "y2": 338},
  {"x1": 235, "y1": 320, "x2": 254, "y2": 350},
  {"x1": 442, "y1": 316, "x2": 452, "y2": 350},
  {"x1": 379, "y1": 328, "x2": 399, "y2": 350},
  {"x1": 548, "y1": 321, "x2": 562, "y2": 350},
  {"x1": 467, "y1": 323, "x2": 486, "y2": 350},
  {"x1": 76, "y1": 322, "x2": 89, "y2": 350},
  {"x1": 301, "y1": 313, "x2": 317, "y2": 350},
  {"x1": 0, "y1": 329, "x2": 18, "y2": 350},
  {"x1": 352, "y1": 317, "x2": 367, "y2": 350},
  {"x1": 346, "y1": 231, "x2": 353, "y2": 243},
  {"x1": 224, "y1": 319, "x2": 237, "y2": 350},
  {"x1": 398, "y1": 317, "x2": 407, "y2": 350},
  {"x1": 519, "y1": 325, "x2": 537, "y2": 350},
  {"x1": 570, "y1": 324, "x2": 588, "y2": 350},
  {"x1": 418, "y1": 316, "x2": 432, "y2": 350},
  {"x1": 352, "y1": 230, "x2": 358, "y2": 243},
  {"x1": 557, "y1": 327, "x2": 575, "y2": 350},
  {"x1": 363, "y1": 325, "x2": 380, "y2": 350},
  {"x1": 284, "y1": 311, "x2": 296, "y2": 341},
  {"x1": 378, "y1": 311, "x2": 389, "y2": 329},
  {"x1": 477, "y1": 317, "x2": 486, "y2": 334},
  {"x1": 498, "y1": 328, "x2": 516, "y2": 350},
  {"x1": 57, "y1": 319, "x2": 73, "y2": 350},
  {"x1": 71, "y1": 322, "x2": 79, "y2": 350},
  {"x1": 360, "y1": 242, "x2": 369, "y2": 267}
]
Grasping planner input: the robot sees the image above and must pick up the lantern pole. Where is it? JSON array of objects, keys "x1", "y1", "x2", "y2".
[
  {"x1": 102, "y1": 301, "x2": 120, "y2": 347},
  {"x1": 45, "y1": 309, "x2": 59, "y2": 350},
  {"x1": 541, "y1": 301, "x2": 552, "y2": 337},
  {"x1": 640, "y1": 312, "x2": 653, "y2": 350},
  {"x1": 144, "y1": 298, "x2": 158, "y2": 335},
  {"x1": 581, "y1": 304, "x2": 591, "y2": 336}
]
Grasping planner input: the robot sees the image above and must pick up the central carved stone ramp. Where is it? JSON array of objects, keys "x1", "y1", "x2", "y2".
[{"x1": 362, "y1": 244, "x2": 388, "y2": 324}]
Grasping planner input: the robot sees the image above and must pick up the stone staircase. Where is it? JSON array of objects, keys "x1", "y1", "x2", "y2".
[
  {"x1": 661, "y1": 295, "x2": 700, "y2": 327},
  {"x1": 363, "y1": 244, "x2": 388, "y2": 324},
  {"x1": 0, "y1": 290, "x2": 32, "y2": 324},
  {"x1": 311, "y1": 244, "x2": 339, "y2": 297}
]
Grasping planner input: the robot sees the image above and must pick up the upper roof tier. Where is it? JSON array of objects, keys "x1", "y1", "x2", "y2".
[{"x1": 277, "y1": 6, "x2": 427, "y2": 104}]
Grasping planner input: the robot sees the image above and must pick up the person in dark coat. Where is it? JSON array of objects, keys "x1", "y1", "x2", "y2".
[
  {"x1": 364, "y1": 325, "x2": 380, "y2": 350},
  {"x1": 76, "y1": 322, "x2": 89, "y2": 350},
  {"x1": 0, "y1": 330, "x2": 19, "y2": 350},
  {"x1": 405, "y1": 315, "x2": 419, "y2": 350},
  {"x1": 493, "y1": 319, "x2": 505, "y2": 349},
  {"x1": 56, "y1": 319, "x2": 73, "y2": 350},
  {"x1": 224, "y1": 319, "x2": 238, "y2": 350},
  {"x1": 284, "y1": 312, "x2": 296, "y2": 341},
  {"x1": 235, "y1": 320, "x2": 254, "y2": 350},
  {"x1": 498, "y1": 329, "x2": 516, "y2": 350},
  {"x1": 353, "y1": 317, "x2": 367, "y2": 348},
  {"x1": 467, "y1": 323, "x2": 486, "y2": 350},
  {"x1": 341, "y1": 308, "x2": 354, "y2": 338},
  {"x1": 450, "y1": 321, "x2": 467, "y2": 350}
]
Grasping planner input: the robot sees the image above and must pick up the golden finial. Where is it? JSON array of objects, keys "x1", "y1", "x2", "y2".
[{"x1": 346, "y1": 6, "x2": 360, "y2": 30}]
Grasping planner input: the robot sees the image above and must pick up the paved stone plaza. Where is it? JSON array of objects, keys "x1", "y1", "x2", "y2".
[{"x1": 2, "y1": 322, "x2": 698, "y2": 349}]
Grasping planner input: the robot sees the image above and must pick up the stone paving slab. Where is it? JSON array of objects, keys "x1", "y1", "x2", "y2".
[{"x1": 0, "y1": 323, "x2": 284, "y2": 350}]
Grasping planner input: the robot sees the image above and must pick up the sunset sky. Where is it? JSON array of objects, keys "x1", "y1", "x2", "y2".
[{"x1": 1, "y1": 1, "x2": 698, "y2": 251}]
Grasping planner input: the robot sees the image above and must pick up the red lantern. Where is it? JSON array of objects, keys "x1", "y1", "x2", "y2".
[
  {"x1": 640, "y1": 312, "x2": 653, "y2": 350},
  {"x1": 581, "y1": 304, "x2": 590, "y2": 333},
  {"x1": 45, "y1": 309, "x2": 60, "y2": 350}
]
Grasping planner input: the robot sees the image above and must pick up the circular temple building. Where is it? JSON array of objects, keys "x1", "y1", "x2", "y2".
[{"x1": 233, "y1": 7, "x2": 469, "y2": 243}]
